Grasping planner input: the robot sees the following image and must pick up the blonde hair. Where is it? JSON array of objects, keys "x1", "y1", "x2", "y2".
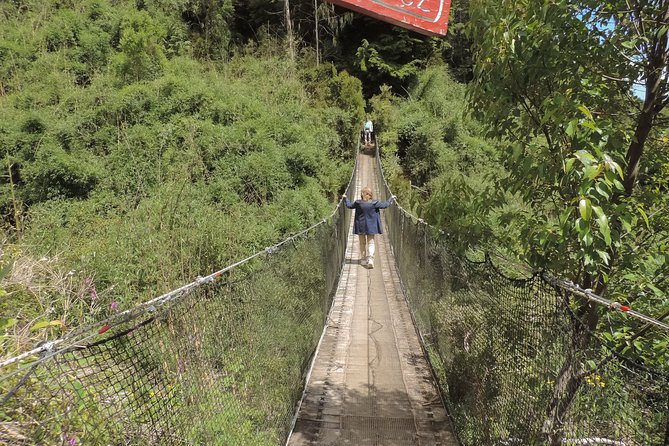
[{"x1": 361, "y1": 186, "x2": 373, "y2": 200}]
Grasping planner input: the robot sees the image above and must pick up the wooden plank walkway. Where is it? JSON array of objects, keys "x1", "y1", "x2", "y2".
[{"x1": 287, "y1": 152, "x2": 458, "y2": 446}]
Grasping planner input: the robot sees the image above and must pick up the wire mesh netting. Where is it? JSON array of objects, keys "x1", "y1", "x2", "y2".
[
  {"x1": 375, "y1": 150, "x2": 669, "y2": 446},
  {"x1": 0, "y1": 163, "x2": 357, "y2": 445}
]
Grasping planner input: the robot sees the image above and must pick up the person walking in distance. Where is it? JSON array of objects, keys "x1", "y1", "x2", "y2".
[
  {"x1": 363, "y1": 116, "x2": 374, "y2": 146},
  {"x1": 343, "y1": 187, "x2": 395, "y2": 269}
]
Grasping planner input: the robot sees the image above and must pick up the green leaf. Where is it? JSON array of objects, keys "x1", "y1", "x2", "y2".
[
  {"x1": 596, "y1": 212, "x2": 612, "y2": 246},
  {"x1": 657, "y1": 25, "x2": 669, "y2": 39},
  {"x1": 0, "y1": 261, "x2": 13, "y2": 281},
  {"x1": 596, "y1": 249, "x2": 610, "y2": 264},
  {"x1": 579, "y1": 198, "x2": 592, "y2": 221},
  {"x1": 584, "y1": 165, "x2": 600, "y2": 180},
  {"x1": 582, "y1": 120, "x2": 598, "y2": 131},
  {"x1": 30, "y1": 320, "x2": 64, "y2": 332},
  {"x1": 605, "y1": 157, "x2": 623, "y2": 178},
  {"x1": 578, "y1": 105, "x2": 593, "y2": 120},
  {"x1": 592, "y1": 205, "x2": 604, "y2": 218},
  {"x1": 638, "y1": 206, "x2": 650, "y2": 228},
  {"x1": 620, "y1": 213, "x2": 633, "y2": 232},
  {"x1": 0, "y1": 318, "x2": 18, "y2": 332},
  {"x1": 583, "y1": 228, "x2": 593, "y2": 246},
  {"x1": 564, "y1": 157, "x2": 576, "y2": 173},
  {"x1": 575, "y1": 150, "x2": 595, "y2": 166},
  {"x1": 647, "y1": 284, "x2": 664, "y2": 296},
  {"x1": 559, "y1": 207, "x2": 573, "y2": 226},
  {"x1": 594, "y1": 182, "x2": 610, "y2": 200}
]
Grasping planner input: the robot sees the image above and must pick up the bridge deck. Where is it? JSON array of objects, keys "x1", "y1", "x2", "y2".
[{"x1": 287, "y1": 152, "x2": 458, "y2": 445}]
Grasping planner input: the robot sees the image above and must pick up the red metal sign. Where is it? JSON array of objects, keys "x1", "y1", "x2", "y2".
[{"x1": 325, "y1": 0, "x2": 451, "y2": 36}]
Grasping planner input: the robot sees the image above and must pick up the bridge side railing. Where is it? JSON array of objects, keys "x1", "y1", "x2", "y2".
[
  {"x1": 0, "y1": 156, "x2": 358, "y2": 445},
  {"x1": 374, "y1": 146, "x2": 669, "y2": 446}
]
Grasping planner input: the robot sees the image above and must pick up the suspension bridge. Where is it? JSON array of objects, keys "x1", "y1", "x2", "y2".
[{"x1": 1, "y1": 145, "x2": 668, "y2": 445}]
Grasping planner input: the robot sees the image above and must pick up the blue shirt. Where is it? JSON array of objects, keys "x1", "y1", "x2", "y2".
[{"x1": 345, "y1": 198, "x2": 393, "y2": 235}]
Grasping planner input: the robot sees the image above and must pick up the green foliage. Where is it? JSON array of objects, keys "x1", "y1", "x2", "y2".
[
  {"x1": 175, "y1": 0, "x2": 233, "y2": 59},
  {"x1": 300, "y1": 63, "x2": 365, "y2": 157},
  {"x1": 0, "y1": 2, "x2": 362, "y2": 346},
  {"x1": 350, "y1": 29, "x2": 437, "y2": 96},
  {"x1": 355, "y1": 37, "x2": 423, "y2": 83},
  {"x1": 467, "y1": 0, "x2": 668, "y2": 283},
  {"x1": 327, "y1": 70, "x2": 365, "y2": 121},
  {"x1": 462, "y1": 1, "x2": 669, "y2": 376},
  {"x1": 0, "y1": 0, "x2": 360, "y2": 355},
  {"x1": 44, "y1": 9, "x2": 83, "y2": 52},
  {"x1": 462, "y1": 0, "x2": 669, "y2": 435},
  {"x1": 1, "y1": 220, "x2": 332, "y2": 444},
  {"x1": 441, "y1": 0, "x2": 474, "y2": 81},
  {"x1": 371, "y1": 65, "x2": 502, "y2": 249},
  {"x1": 112, "y1": 10, "x2": 168, "y2": 83},
  {"x1": 22, "y1": 143, "x2": 101, "y2": 202},
  {"x1": 0, "y1": 4, "x2": 361, "y2": 441}
]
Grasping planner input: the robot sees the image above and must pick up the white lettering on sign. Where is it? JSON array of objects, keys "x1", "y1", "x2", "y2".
[
  {"x1": 323, "y1": 0, "x2": 451, "y2": 35},
  {"x1": 400, "y1": 0, "x2": 431, "y2": 14}
]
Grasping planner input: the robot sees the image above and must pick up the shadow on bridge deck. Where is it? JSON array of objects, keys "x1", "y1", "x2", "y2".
[{"x1": 287, "y1": 152, "x2": 458, "y2": 446}]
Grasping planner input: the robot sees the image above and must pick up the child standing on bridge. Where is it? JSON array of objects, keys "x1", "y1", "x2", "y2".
[
  {"x1": 343, "y1": 187, "x2": 395, "y2": 269},
  {"x1": 363, "y1": 117, "x2": 374, "y2": 146}
]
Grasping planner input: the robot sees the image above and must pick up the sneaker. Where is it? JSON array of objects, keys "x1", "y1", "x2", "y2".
[{"x1": 367, "y1": 258, "x2": 374, "y2": 269}]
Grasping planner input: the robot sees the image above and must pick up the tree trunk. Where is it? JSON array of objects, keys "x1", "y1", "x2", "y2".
[
  {"x1": 542, "y1": 283, "x2": 600, "y2": 445},
  {"x1": 664, "y1": 397, "x2": 669, "y2": 446},
  {"x1": 623, "y1": 4, "x2": 669, "y2": 195},
  {"x1": 314, "y1": 0, "x2": 320, "y2": 66},
  {"x1": 285, "y1": 0, "x2": 295, "y2": 62}
]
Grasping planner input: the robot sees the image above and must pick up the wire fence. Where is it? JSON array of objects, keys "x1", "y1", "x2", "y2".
[
  {"x1": 0, "y1": 160, "x2": 357, "y2": 445},
  {"x1": 375, "y1": 148, "x2": 669, "y2": 446}
]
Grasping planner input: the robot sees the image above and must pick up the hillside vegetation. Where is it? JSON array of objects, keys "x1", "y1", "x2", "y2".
[
  {"x1": 0, "y1": 0, "x2": 667, "y2": 444},
  {"x1": 0, "y1": 0, "x2": 367, "y2": 355},
  {"x1": 1, "y1": 0, "x2": 666, "y2": 374}
]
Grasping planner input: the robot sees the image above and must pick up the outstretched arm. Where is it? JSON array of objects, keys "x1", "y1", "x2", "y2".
[
  {"x1": 342, "y1": 194, "x2": 355, "y2": 209},
  {"x1": 374, "y1": 195, "x2": 397, "y2": 209}
]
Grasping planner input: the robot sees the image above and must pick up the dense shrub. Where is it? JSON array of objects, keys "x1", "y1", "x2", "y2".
[
  {"x1": 0, "y1": 0, "x2": 363, "y2": 345},
  {"x1": 22, "y1": 143, "x2": 101, "y2": 202}
]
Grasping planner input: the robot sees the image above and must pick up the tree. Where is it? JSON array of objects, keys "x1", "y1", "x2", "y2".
[
  {"x1": 442, "y1": 0, "x2": 474, "y2": 82},
  {"x1": 112, "y1": 10, "x2": 167, "y2": 83},
  {"x1": 349, "y1": 24, "x2": 438, "y2": 96},
  {"x1": 467, "y1": 0, "x2": 668, "y2": 443},
  {"x1": 176, "y1": 0, "x2": 234, "y2": 59}
]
